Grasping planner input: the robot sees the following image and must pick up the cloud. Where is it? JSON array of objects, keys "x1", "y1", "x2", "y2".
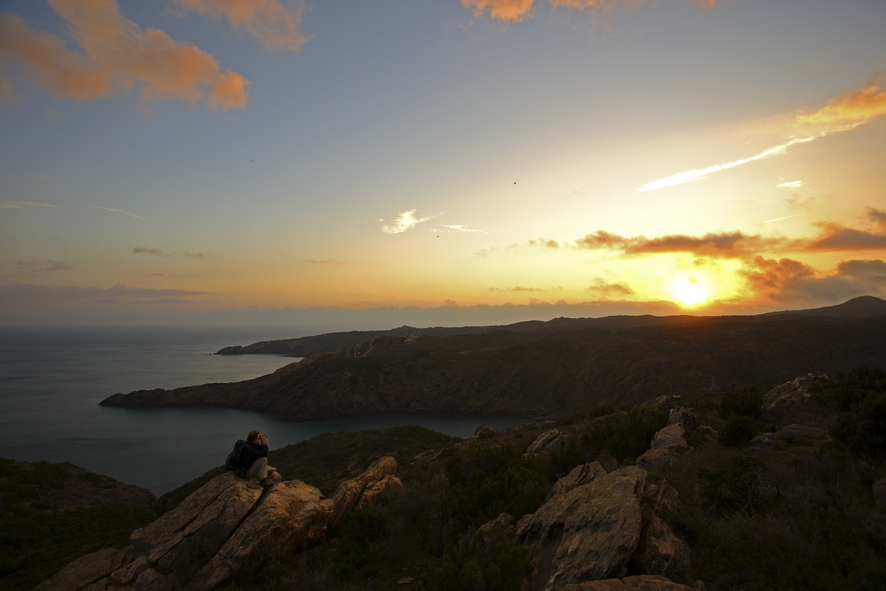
[
  {"x1": 585, "y1": 277, "x2": 635, "y2": 297},
  {"x1": 184, "y1": 252, "x2": 204, "y2": 258},
  {"x1": 461, "y1": 0, "x2": 536, "y2": 23},
  {"x1": 637, "y1": 136, "x2": 816, "y2": 192},
  {"x1": 528, "y1": 238, "x2": 560, "y2": 249},
  {"x1": 777, "y1": 181, "x2": 802, "y2": 189},
  {"x1": 867, "y1": 207, "x2": 886, "y2": 230},
  {"x1": 795, "y1": 84, "x2": 886, "y2": 126},
  {"x1": 462, "y1": 0, "x2": 724, "y2": 23},
  {"x1": 380, "y1": 209, "x2": 435, "y2": 234},
  {"x1": 0, "y1": 0, "x2": 249, "y2": 110},
  {"x1": 489, "y1": 285, "x2": 549, "y2": 292},
  {"x1": 738, "y1": 256, "x2": 886, "y2": 304},
  {"x1": 133, "y1": 247, "x2": 173, "y2": 256},
  {"x1": 308, "y1": 258, "x2": 347, "y2": 265},
  {"x1": 0, "y1": 282, "x2": 208, "y2": 306},
  {"x1": 434, "y1": 224, "x2": 486, "y2": 234},
  {"x1": 808, "y1": 223, "x2": 886, "y2": 251},
  {"x1": 98, "y1": 206, "x2": 145, "y2": 220},
  {"x1": 172, "y1": 0, "x2": 307, "y2": 52},
  {"x1": 1, "y1": 200, "x2": 57, "y2": 209},
  {"x1": 16, "y1": 260, "x2": 73, "y2": 273},
  {"x1": 638, "y1": 82, "x2": 886, "y2": 192}
]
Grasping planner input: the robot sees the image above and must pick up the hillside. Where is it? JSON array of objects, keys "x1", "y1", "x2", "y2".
[
  {"x1": 26, "y1": 368, "x2": 886, "y2": 591},
  {"x1": 102, "y1": 311, "x2": 886, "y2": 420}
]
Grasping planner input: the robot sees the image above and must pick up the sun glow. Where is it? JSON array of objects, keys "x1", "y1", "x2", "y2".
[{"x1": 670, "y1": 276, "x2": 709, "y2": 307}]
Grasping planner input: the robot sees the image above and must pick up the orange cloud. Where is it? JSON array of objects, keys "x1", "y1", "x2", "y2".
[
  {"x1": 796, "y1": 84, "x2": 886, "y2": 126},
  {"x1": 0, "y1": 0, "x2": 249, "y2": 110},
  {"x1": 462, "y1": 0, "x2": 535, "y2": 22},
  {"x1": 808, "y1": 223, "x2": 886, "y2": 251},
  {"x1": 738, "y1": 257, "x2": 886, "y2": 304},
  {"x1": 173, "y1": 0, "x2": 307, "y2": 52},
  {"x1": 585, "y1": 278, "x2": 635, "y2": 297}
]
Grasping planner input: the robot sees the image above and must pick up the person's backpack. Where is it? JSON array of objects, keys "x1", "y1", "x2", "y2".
[{"x1": 225, "y1": 439, "x2": 247, "y2": 475}]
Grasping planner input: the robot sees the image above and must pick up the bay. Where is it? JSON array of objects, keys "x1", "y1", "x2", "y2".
[{"x1": 0, "y1": 327, "x2": 531, "y2": 495}]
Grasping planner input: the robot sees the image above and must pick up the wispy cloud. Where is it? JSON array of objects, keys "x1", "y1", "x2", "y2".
[
  {"x1": 172, "y1": 0, "x2": 307, "y2": 52},
  {"x1": 16, "y1": 260, "x2": 73, "y2": 274},
  {"x1": 133, "y1": 247, "x2": 172, "y2": 256},
  {"x1": 0, "y1": 0, "x2": 249, "y2": 110},
  {"x1": 184, "y1": 252, "x2": 205, "y2": 258},
  {"x1": 638, "y1": 82, "x2": 886, "y2": 192},
  {"x1": 489, "y1": 285, "x2": 552, "y2": 292},
  {"x1": 1, "y1": 200, "x2": 57, "y2": 209},
  {"x1": 98, "y1": 207, "x2": 145, "y2": 220},
  {"x1": 637, "y1": 136, "x2": 816, "y2": 192},
  {"x1": 433, "y1": 224, "x2": 486, "y2": 234},
  {"x1": 0, "y1": 283, "x2": 208, "y2": 306},
  {"x1": 777, "y1": 181, "x2": 802, "y2": 189},
  {"x1": 380, "y1": 209, "x2": 436, "y2": 234},
  {"x1": 585, "y1": 277, "x2": 635, "y2": 297}
]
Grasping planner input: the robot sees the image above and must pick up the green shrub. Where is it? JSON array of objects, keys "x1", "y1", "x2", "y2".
[
  {"x1": 720, "y1": 416, "x2": 757, "y2": 447},
  {"x1": 718, "y1": 386, "x2": 763, "y2": 419},
  {"x1": 832, "y1": 366, "x2": 886, "y2": 458}
]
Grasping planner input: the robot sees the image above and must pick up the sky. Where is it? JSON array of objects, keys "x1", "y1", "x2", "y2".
[{"x1": 1, "y1": 0, "x2": 885, "y2": 330}]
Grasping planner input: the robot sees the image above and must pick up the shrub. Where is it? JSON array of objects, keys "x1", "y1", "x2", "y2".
[
  {"x1": 720, "y1": 416, "x2": 757, "y2": 447},
  {"x1": 718, "y1": 386, "x2": 763, "y2": 419}
]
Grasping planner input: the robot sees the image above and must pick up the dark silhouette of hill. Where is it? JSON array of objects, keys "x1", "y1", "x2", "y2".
[{"x1": 101, "y1": 297, "x2": 886, "y2": 420}]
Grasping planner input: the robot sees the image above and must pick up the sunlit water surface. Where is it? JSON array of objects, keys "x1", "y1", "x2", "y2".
[{"x1": 0, "y1": 327, "x2": 532, "y2": 495}]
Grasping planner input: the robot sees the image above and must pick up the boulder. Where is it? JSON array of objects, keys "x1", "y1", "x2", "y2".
[
  {"x1": 563, "y1": 574, "x2": 703, "y2": 590},
  {"x1": 667, "y1": 407, "x2": 697, "y2": 432},
  {"x1": 764, "y1": 374, "x2": 830, "y2": 410},
  {"x1": 778, "y1": 424, "x2": 831, "y2": 446},
  {"x1": 479, "y1": 512, "x2": 515, "y2": 535},
  {"x1": 34, "y1": 548, "x2": 131, "y2": 591},
  {"x1": 632, "y1": 481, "x2": 690, "y2": 580},
  {"x1": 357, "y1": 474, "x2": 403, "y2": 509},
  {"x1": 35, "y1": 457, "x2": 399, "y2": 591},
  {"x1": 524, "y1": 429, "x2": 563, "y2": 458},
  {"x1": 746, "y1": 433, "x2": 779, "y2": 449},
  {"x1": 546, "y1": 462, "x2": 608, "y2": 500},
  {"x1": 517, "y1": 464, "x2": 647, "y2": 590},
  {"x1": 636, "y1": 448, "x2": 676, "y2": 469},
  {"x1": 190, "y1": 479, "x2": 335, "y2": 590},
  {"x1": 650, "y1": 424, "x2": 688, "y2": 451}
]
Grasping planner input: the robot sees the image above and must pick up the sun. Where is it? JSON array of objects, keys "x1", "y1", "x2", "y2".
[{"x1": 670, "y1": 276, "x2": 709, "y2": 307}]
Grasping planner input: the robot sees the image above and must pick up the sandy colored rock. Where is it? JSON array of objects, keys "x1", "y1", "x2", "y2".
[
  {"x1": 633, "y1": 481, "x2": 690, "y2": 580},
  {"x1": 331, "y1": 456, "x2": 398, "y2": 518},
  {"x1": 547, "y1": 461, "x2": 608, "y2": 500},
  {"x1": 650, "y1": 424, "x2": 688, "y2": 451},
  {"x1": 525, "y1": 429, "x2": 563, "y2": 457},
  {"x1": 667, "y1": 407, "x2": 697, "y2": 432},
  {"x1": 357, "y1": 474, "x2": 403, "y2": 509},
  {"x1": 517, "y1": 465, "x2": 647, "y2": 590},
  {"x1": 778, "y1": 424, "x2": 831, "y2": 445},
  {"x1": 563, "y1": 574, "x2": 701, "y2": 590},
  {"x1": 34, "y1": 548, "x2": 131, "y2": 591},
  {"x1": 636, "y1": 448, "x2": 676, "y2": 469}
]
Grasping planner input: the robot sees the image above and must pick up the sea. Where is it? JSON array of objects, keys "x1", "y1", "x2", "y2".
[{"x1": 0, "y1": 326, "x2": 532, "y2": 496}]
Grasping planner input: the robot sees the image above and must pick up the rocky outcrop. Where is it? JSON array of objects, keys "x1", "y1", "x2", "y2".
[
  {"x1": 36, "y1": 457, "x2": 398, "y2": 591},
  {"x1": 763, "y1": 373, "x2": 830, "y2": 410},
  {"x1": 516, "y1": 461, "x2": 691, "y2": 591},
  {"x1": 777, "y1": 424, "x2": 831, "y2": 446},
  {"x1": 517, "y1": 463, "x2": 647, "y2": 590},
  {"x1": 563, "y1": 575, "x2": 703, "y2": 590}
]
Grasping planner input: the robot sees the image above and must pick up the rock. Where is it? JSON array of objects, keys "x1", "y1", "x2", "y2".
[
  {"x1": 34, "y1": 548, "x2": 131, "y2": 591},
  {"x1": 563, "y1": 574, "x2": 702, "y2": 590},
  {"x1": 398, "y1": 576, "x2": 415, "y2": 585},
  {"x1": 39, "y1": 457, "x2": 400, "y2": 591},
  {"x1": 524, "y1": 429, "x2": 563, "y2": 457},
  {"x1": 746, "y1": 433, "x2": 779, "y2": 449},
  {"x1": 547, "y1": 461, "x2": 608, "y2": 500},
  {"x1": 764, "y1": 374, "x2": 830, "y2": 410},
  {"x1": 517, "y1": 464, "x2": 647, "y2": 590},
  {"x1": 190, "y1": 479, "x2": 335, "y2": 590},
  {"x1": 357, "y1": 474, "x2": 403, "y2": 509},
  {"x1": 650, "y1": 424, "x2": 688, "y2": 451},
  {"x1": 331, "y1": 456, "x2": 398, "y2": 519},
  {"x1": 667, "y1": 407, "x2": 697, "y2": 432},
  {"x1": 130, "y1": 472, "x2": 264, "y2": 570},
  {"x1": 479, "y1": 512, "x2": 514, "y2": 535},
  {"x1": 778, "y1": 424, "x2": 831, "y2": 445},
  {"x1": 632, "y1": 481, "x2": 690, "y2": 580},
  {"x1": 474, "y1": 423, "x2": 494, "y2": 438},
  {"x1": 636, "y1": 448, "x2": 676, "y2": 469}
]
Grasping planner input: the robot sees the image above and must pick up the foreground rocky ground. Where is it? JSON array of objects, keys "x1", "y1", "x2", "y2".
[{"x1": 12, "y1": 368, "x2": 886, "y2": 591}]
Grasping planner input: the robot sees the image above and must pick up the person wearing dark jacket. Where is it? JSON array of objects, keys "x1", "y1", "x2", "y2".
[{"x1": 241, "y1": 430, "x2": 272, "y2": 480}]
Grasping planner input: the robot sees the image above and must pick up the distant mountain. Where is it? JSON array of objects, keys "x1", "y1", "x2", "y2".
[
  {"x1": 216, "y1": 297, "x2": 886, "y2": 358},
  {"x1": 769, "y1": 295, "x2": 886, "y2": 319},
  {"x1": 102, "y1": 303, "x2": 886, "y2": 421}
]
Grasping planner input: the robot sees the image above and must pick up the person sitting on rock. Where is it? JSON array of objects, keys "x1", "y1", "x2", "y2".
[{"x1": 240, "y1": 430, "x2": 275, "y2": 481}]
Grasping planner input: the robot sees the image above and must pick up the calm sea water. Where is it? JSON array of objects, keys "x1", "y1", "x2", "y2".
[{"x1": 0, "y1": 327, "x2": 531, "y2": 495}]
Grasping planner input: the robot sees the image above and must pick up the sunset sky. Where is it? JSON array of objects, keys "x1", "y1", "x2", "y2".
[{"x1": 2, "y1": 0, "x2": 885, "y2": 329}]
